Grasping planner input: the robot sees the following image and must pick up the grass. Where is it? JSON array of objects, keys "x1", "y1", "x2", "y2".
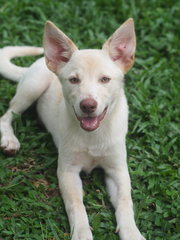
[{"x1": 0, "y1": 0, "x2": 179, "y2": 239}]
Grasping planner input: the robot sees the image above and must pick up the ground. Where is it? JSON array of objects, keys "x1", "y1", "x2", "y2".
[{"x1": 0, "y1": 0, "x2": 179, "y2": 240}]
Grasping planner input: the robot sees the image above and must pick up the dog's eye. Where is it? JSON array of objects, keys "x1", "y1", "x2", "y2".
[
  {"x1": 69, "y1": 77, "x2": 80, "y2": 84},
  {"x1": 100, "y1": 76, "x2": 111, "y2": 83}
]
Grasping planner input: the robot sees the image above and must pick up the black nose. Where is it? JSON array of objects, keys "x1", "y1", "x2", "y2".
[{"x1": 80, "y1": 98, "x2": 97, "y2": 114}]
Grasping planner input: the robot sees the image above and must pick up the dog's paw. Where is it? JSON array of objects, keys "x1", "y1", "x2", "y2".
[
  {"x1": 0, "y1": 135, "x2": 20, "y2": 155},
  {"x1": 71, "y1": 227, "x2": 93, "y2": 240},
  {"x1": 117, "y1": 224, "x2": 146, "y2": 240},
  {"x1": 119, "y1": 232, "x2": 146, "y2": 240}
]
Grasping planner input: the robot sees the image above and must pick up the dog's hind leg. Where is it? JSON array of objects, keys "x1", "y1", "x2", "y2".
[
  {"x1": 0, "y1": 58, "x2": 53, "y2": 155},
  {"x1": 0, "y1": 107, "x2": 21, "y2": 155}
]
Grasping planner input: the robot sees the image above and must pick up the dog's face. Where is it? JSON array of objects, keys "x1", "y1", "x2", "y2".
[
  {"x1": 59, "y1": 49, "x2": 124, "y2": 131},
  {"x1": 43, "y1": 19, "x2": 136, "y2": 131}
]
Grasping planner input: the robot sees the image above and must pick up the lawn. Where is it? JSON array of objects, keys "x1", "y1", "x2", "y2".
[{"x1": 0, "y1": 0, "x2": 179, "y2": 240}]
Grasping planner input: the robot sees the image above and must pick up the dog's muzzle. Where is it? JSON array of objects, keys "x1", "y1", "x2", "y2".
[
  {"x1": 78, "y1": 107, "x2": 107, "y2": 131},
  {"x1": 74, "y1": 98, "x2": 107, "y2": 131}
]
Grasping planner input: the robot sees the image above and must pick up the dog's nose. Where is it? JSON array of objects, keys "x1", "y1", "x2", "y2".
[{"x1": 80, "y1": 98, "x2": 97, "y2": 114}]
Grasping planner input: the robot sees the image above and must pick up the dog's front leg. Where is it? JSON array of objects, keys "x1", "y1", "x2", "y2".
[
  {"x1": 57, "y1": 157, "x2": 93, "y2": 240},
  {"x1": 104, "y1": 148, "x2": 146, "y2": 240}
]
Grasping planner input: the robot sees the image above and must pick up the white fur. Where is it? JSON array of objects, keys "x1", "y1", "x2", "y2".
[{"x1": 0, "y1": 19, "x2": 145, "y2": 240}]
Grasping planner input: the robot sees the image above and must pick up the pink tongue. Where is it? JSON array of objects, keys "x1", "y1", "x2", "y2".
[{"x1": 81, "y1": 117, "x2": 99, "y2": 131}]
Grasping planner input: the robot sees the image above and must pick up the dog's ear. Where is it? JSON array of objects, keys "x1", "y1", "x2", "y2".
[
  {"x1": 102, "y1": 18, "x2": 136, "y2": 73},
  {"x1": 43, "y1": 21, "x2": 78, "y2": 73}
]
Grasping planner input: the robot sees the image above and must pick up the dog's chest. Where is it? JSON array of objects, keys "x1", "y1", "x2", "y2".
[
  {"x1": 74, "y1": 133, "x2": 113, "y2": 158},
  {"x1": 74, "y1": 150, "x2": 104, "y2": 173},
  {"x1": 71, "y1": 138, "x2": 116, "y2": 172}
]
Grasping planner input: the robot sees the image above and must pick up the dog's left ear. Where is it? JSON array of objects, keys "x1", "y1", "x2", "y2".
[
  {"x1": 102, "y1": 18, "x2": 136, "y2": 73},
  {"x1": 43, "y1": 21, "x2": 78, "y2": 73}
]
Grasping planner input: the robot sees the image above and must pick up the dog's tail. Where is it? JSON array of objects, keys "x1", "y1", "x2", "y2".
[{"x1": 0, "y1": 46, "x2": 44, "y2": 82}]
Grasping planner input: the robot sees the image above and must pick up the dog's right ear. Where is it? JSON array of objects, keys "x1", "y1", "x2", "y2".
[{"x1": 43, "y1": 21, "x2": 78, "y2": 73}]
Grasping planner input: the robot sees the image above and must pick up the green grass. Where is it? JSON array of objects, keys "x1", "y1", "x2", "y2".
[{"x1": 0, "y1": 0, "x2": 179, "y2": 239}]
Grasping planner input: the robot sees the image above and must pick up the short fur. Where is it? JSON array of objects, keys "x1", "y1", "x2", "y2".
[{"x1": 0, "y1": 19, "x2": 145, "y2": 240}]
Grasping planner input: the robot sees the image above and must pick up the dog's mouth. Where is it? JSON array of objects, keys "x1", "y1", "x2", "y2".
[{"x1": 75, "y1": 107, "x2": 108, "y2": 132}]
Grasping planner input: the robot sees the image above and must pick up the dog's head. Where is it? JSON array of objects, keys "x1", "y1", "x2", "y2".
[{"x1": 43, "y1": 19, "x2": 136, "y2": 132}]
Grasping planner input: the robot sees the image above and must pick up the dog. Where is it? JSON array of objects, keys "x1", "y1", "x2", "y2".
[{"x1": 0, "y1": 19, "x2": 146, "y2": 240}]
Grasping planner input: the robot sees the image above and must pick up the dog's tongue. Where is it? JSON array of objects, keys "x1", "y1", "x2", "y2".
[{"x1": 80, "y1": 117, "x2": 99, "y2": 131}]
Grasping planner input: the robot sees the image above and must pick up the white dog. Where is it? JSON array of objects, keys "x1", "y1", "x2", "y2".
[{"x1": 0, "y1": 19, "x2": 146, "y2": 240}]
